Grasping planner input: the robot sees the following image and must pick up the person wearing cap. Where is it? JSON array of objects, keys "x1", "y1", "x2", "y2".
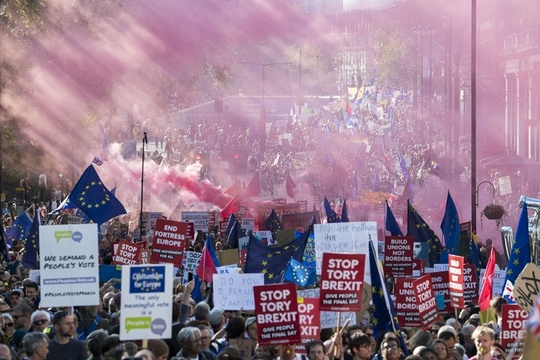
[
  {"x1": 209, "y1": 308, "x2": 225, "y2": 335},
  {"x1": 8, "y1": 289, "x2": 23, "y2": 308},
  {"x1": 437, "y1": 326, "x2": 461, "y2": 360},
  {"x1": 46, "y1": 311, "x2": 86, "y2": 360},
  {"x1": 244, "y1": 316, "x2": 257, "y2": 343}
]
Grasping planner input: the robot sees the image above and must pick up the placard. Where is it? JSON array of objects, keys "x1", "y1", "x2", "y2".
[
  {"x1": 241, "y1": 218, "x2": 255, "y2": 232},
  {"x1": 431, "y1": 271, "x2": 451, "y2": 314},
  {"x1": 500, "y1": 303, "x2": 527, "y2": 359},
  {"x1": 181, "y1": 211, "x2": 210, "y2": 232},
  {"x1": 254, "y1": 282, "x2": 301, "y2": 346},
  {"x1": 514, "y1": 263, "x2": 540, "y2": 312},
  {"x1": 463, "y1": 263, "x2": 478, "y2": 303},
  {"x1": 384, "y1": 236, "x2": 414, "y2": 276},
  {"x1": 296, "y1": 297, "x2": 320, "y2": 354},
  {"x1": 314, "y1": 222, "x2": 376, "y2": 277},
  {"x1": 120, "y1": 264, "x2": 173, "y2": 341},
  {"x1": 448, "y1": 254, "x2": 465, "y2": 308},
  {"x1": 480, "y1": 268, "x2": 506, "y2": 298},
  {"x1": 395, "y1": 278, "x2": 420, "y2": 327},
  {"x1": 113, "y1": 240, "x2": 144, "y2": 265},
  {"x1": 212, "y1": 273, "x2": 264, "y2": 310},
  {"x1": 182, "y1": 251, "x2": 202, "y2": 274},
  {"x1": 297, "y1": 288, "x2": 357, "y2": 329},
  {"x1": 40, "y1": 224, "x2": 100, "y2": 307},
  {"x1": 413, "y1": 274, "x2": 439, "y2": 330},
  {"x1": 150, "y1": 219, "x2": 190, "y2": 266},
  {"x1": 319, "y1": 253, "x2": 365, "y2": 312}
]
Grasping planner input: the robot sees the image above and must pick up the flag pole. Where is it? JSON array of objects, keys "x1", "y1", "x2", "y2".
[{"x1": 139, "y1": 132, "x2": 148, "y2": 242}]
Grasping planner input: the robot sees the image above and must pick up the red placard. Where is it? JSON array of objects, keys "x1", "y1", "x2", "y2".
[
  {"x1": 295, "y1": 298, "x2": 320, "y2": 355},
  {"x1": 448, "y1": 254, "x2": 465, "y2": 308},
  {"x1": 463, "y1": 263, "x2": 478, "y2": 303},
  {"x1": 500, "y1": 304, "x2": 527, "y2": 359},
  {"x1": 412, "y1": 274, "x2": 439, "y2": 330},
  {"x1": 113, "y1": 240, "x2": 144, "y2": 265},
  {"x1": 150, "y1": 219, "x2": 191, "y2": 266},
  {"x1": 394, "y1": 278, "x2": 420, "y2": 327},
  {"x1": 413, "y1": 259, "x2": 425, "y2": 276},
  {"x1": 431, "y1": 271, "x2": 451, "y2": 314},
  {"x1": 254, "y1": 283, "x2": 301, "y2": 346},
  {"x1": 384, "y1": 236, "x2": 414, "y2": 276},
  {"x1": 319, "y1": 253, "x2": 365, "y2": 312}
]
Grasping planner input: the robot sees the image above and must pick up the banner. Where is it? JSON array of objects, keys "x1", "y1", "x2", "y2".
[
  {"x1": 449, "y1": 254, "x2": 465, "y2": 308},
  {"x1": 150, "y1": 219, "x2": 191, "y2": 267},
  {"x1": 181, "y1": 211, "x2": 210, "y2": 232},
  {"x1": 120, "y1": 264, "x2": 173, "y2": 341},
  {"x1": 296, "y1": 298, "x2": 320, "y2": 354},
  {"x1": 254, "y1": 282, "x2": 301, "y2": 346},
  {"x1": 319, "y1": 253, "x2": 365, "y2": 312},
  {"x1": 40, "y1": 224, "x2": 100, "y2": 307},
  {"x1": 384, "y1": 236, "x2": 414, "y2": 276},
  {"x1": 463, "y1": 263, "x2": 478, "y2": 303},
  {"x1": 182, "y1": 251, "x2": 202, "y2": 274},
  {"x1": 431, "y1": 271, "x2": 451, "y2": 314}
]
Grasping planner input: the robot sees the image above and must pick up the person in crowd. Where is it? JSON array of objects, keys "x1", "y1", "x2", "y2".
[
  {"x1": 348, "y1": 332, "x2": 372, "y2": 360},
  {"x1": 468, "y1": 326, "x2": 496, "y2": 360},
  {"x1": 342, "y1": 324, "x2": 364, "y2": 359},
  {"x1": 430, "y1": 339, "x2": 452, "y2": 360},
  {"x1": 46, "y1": 311, "x2": 86, "y2": 360},
  {"x1": 489, "y1": 297, "x2": 507, "y2": 333},
  {"x1": 305, "y1": 340, "x2": 326, "y2": 360},
  {"x1": 30, "y1": 310, "x2": 51, "y2": 333},
  {"x1": 147, "y1": 338, "x2": 170, "y2": 360},
  {"x1": 8, "y1": 289, "x2": 23, "y2": 308},
  {"x1": 0, "y1": 343, "x2": 14, "y2": 360},
  {"x1": 489, "y1": 343, "x2": 505, "y2": 360},
  {"x1": 23, "y1": 282, "x2": 40, "y2": 311},
  {"x1": 244, "y1": 316, "x2": 258, "y2": 350},
  {"x1": 175, "y1": 326, "x2": 216, "y2": 360},
  {"x1": 11, "y1": 303, "x2": 32, "y2": 331},
  {"x1": 86, "y1": 329, "x2": 109, "y2": 360},
  {"x1": 437, "y1": 326, "x2": 460, "y2": 360},
  {"x1": 197, "y1": 324, "x2": 214, "y2": 353},
  {"x1": 418, "y1": 348, "x2": 438, "y2": 360},
  {"x1": 193, "y1": 302, "x2": 211, "y2": 323},
  {"x1": 21, "y1": 332, "x2": 49, "y2": 360},
  {"x1": 215, "y1": 346, "x2": 241, "y2": 360},
  {"x1": 380, "y1": 337, "x2": 401, "y2": 360}
]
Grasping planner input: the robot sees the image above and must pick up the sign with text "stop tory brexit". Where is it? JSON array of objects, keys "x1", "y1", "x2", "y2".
[{"x1": 319, "y1": 252, "x2": 365, "y2": 312}]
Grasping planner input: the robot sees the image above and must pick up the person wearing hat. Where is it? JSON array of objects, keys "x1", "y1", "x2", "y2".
[
  {"x1": 244, "y1": 316, "x2": 258, "y2": 351},
  {"x1": 46, "y1": 311, "x2": 86, "y2": 360}
]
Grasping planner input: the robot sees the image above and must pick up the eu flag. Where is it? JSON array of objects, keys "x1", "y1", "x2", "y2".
[
  {"x1": 9, "y1": 212, "x2": 33, "y2": 243},
  {"x1": 341, "y1": 200, "x2": 349, "y2": 223},
  {"x1": 439, "y1": 191, "x2": 460, "y2": 263},
  {"x1": 502, "y1": 201, "x2": 531, "y2": 288},
  {"x1": 284, "y1": 258, "x2": 316, "y2": 287},
  {"x1": 385, "y1": 200, "x2": 403, "y2": 236},
  {"x1": 262, "y1": 209, "x2": 283, "y2": 234},
  {"x1": 244, "y1": 227, "x2": 310, "y2": 284},
  {"x1": 226, "y1": 219, "x2": 245, "y2": 249},
  {"x1": 22, "y1": 212, "x2": 40, "y2": 269},
  {"x1": 369, "y1": 239, "x2": 401, "y2": 339},
  {"x1": 68, "y1": 165, "x2": 126, "y2": 224},
  {"x1": 407, "y1": 201, "x2": 443, "y2": 267},
  {"x1": 324, "y1": 196, "x2": 340, "y2": 223}
]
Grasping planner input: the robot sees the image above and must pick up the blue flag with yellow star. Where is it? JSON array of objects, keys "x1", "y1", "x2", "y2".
[
  {"x1": 439, "y1": 191, "x2": 460, "y2": 263},
  {"x1": 502, "y1": 200, "x2": 531, "y2": 289},
  {"x1": 369, "y1": 239, "x2": 401, "y2": 340},
  {"x1": 284, "y1": 258, "x2": 316, "y2": 287},
  {"x1": 262, "y1": 209, "x2": 283, "y2": 233},
  {"x1": 22, "y1": 212, "x2": 39, "y2": 269},
  {"x1": 68, "y1": 165, "x2": 126, "y2": 224},
  {"x1": 226, "y1": 219, "x2": 245, "y2": 249},
  {"x1": 244, "y1": 227, "x2": 310, "y2": 284},
  {"x1": 9, "y1": 212, "x2": 33, "y2": 243},
  {"x1": 385, "y1": 200, "x2": 403, "y2": 236},
  {"x1": 324, "y1": 196, "x2": 341, "y2": 223},
  {"x1": 407, "y1": 200, "x2": 443, "y2": 267}
]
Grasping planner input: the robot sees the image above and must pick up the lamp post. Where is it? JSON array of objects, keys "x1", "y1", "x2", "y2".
[
  {"x1": 470, "y1": 0, "x2": 478, "y2": 234},
  {"x1": 0, "y1": 0, "x2": 7, "y2": 212},
  {"x1": 242, "y1": 61, "x2": 292, "y2": 152}
]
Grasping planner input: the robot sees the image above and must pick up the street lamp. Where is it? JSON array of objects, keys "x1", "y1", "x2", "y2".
[
  {"x1": 0, "y1": 0, "x2": 7, "y2": 211},
  {"x1": 242, "y1": 61, "x2": 292, "y2": 152}
]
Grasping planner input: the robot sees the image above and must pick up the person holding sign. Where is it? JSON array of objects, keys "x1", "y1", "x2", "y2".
[{"x1": 469, "y1": 326, "x2": 497, "y2": 360}]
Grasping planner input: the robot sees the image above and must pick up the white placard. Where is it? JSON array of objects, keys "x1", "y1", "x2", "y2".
[
  {"x1": 314, "y1": 222, "x2": 376, "y2": 278},
  {"x1": 212, "y1": 273, "x2": 264, "y2": 310},
  {"x1": 480, "y1": 268, "x2": 506, "y2": 298},
  {"x1": 120, "y1": 264, "x2": 174, "y2": 341},
  {"x1": 182, "y1": 251, "x2": 202, "y2": 274},
  {"x1": 40, "y1": 224, "x2": 100, "y2": 307},
  {"x1": 498, "y1": 176, "x2": 512, "y2": 196},
  {"x1": 241, "y1": 218, "x2": 254, "y2": 232},
  {"x1": 216, "y1": 265, "x2": 241, "y2": 274},
  {"x1": 181, "y1": 211, "x2": 209, "y2": 232}
]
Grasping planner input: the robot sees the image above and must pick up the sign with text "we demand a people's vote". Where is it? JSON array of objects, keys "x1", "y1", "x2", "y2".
[
  {"x1": 150, "y1": 219, "x2": 192, "y2": 267},
  {"x1": 319, "y1": 253, "x2": 365, "y2": 312}
]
